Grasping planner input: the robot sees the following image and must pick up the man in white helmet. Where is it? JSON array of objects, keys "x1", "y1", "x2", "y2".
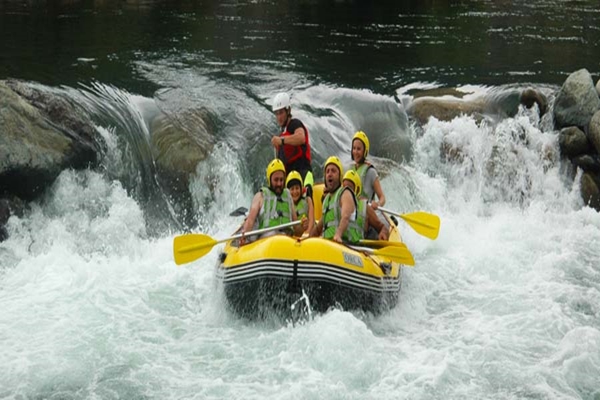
[{"x1": 270, "y1": 92, "x2": 314, "y2": 198}]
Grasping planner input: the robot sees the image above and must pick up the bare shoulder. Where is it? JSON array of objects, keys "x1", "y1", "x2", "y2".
[
  {"x1": 340, "y1": 188, "x2": 354, "y2": 203},
  {"x1": 251, "y1": 191, "x2": 264, "y2": 207}
]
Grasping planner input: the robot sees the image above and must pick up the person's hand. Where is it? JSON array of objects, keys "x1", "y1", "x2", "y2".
[
  {"x1": 333, "y1": 233, "x2": 343, "y2": 243},
  {"x1": 271, "y1": 136, "x2": 281, "y2": 147},
  {"x1": 300, "y1": 216, "x2": 308, "y2": 231},
  {"x1": 239, "y1": 230, "x2": 246, "y2": 246},
  {"x1": 378, "y1": 229, "x2": 389, "y2": 241},
  {"x1": 371, "y1": 201, "x2": 379, "y2": 210},
  {"x1": 305, "y1": 184, "x2": 313, "y2": 199}
]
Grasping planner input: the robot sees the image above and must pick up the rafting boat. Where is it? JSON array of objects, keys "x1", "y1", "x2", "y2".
[{"x1": 214, "y1": 183, "x2": 413, "y2": 319}]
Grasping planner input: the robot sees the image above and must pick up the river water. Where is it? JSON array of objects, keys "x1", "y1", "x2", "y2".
[{"x1": 1, "y1": 1, "x2": 600, "y2": 399}]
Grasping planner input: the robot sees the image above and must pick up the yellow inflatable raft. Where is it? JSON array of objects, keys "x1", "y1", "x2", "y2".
[{"x1": 216, "y1": 183, "x2": 413, "y2": 318}]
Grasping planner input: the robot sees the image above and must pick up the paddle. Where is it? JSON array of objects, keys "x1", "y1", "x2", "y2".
[
  {"x1": 358, "y1": 239, "x2": 408, "y2": 249},
  {"x1": 349, "y1": 245, "x2": 415, "y2": 266},
  {"x1": 173, "y1": 220, "x2": 302, "y2": 265},
  {"x1": 229, "y1": 207, "x2": 248, "y2": 217},
  {"x1": 376, "y1": 207, "x2": 440, "y2": 240}
]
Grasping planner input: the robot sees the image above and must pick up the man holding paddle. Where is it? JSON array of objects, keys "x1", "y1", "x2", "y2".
[{"x1": 240, "y1": 159, "x2": 307, "y2": 245}]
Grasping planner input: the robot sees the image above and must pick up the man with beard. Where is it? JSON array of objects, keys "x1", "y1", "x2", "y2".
[
  {"x1": 309, "y1": 156, "x2": 362, "y2": 244},
  {"x1": 240, "y1": 159, "x2": 307, "y2": 245}
]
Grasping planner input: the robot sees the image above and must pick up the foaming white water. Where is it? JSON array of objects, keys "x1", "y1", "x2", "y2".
[
  {"x1": 371, "y1": 107, "x2": 600, "y2": 398},
  {"x1": 0, "y1": 169, "x2": 234, "y2": 398},
  {"x1": 189, "y1": 143, "x2": 254, "y2": 233},
  {"x1": 2, "y1": 107, "x2": 600, "y2": 399}
]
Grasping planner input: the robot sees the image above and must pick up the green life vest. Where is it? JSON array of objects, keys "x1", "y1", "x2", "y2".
[
  {"x1": 295, "y1": 196, "x2": 308, "y2": 219},
  {"x1": 258, "y1": 187, "x2": 294, "y2": 233},
  {"x1": 356, "y1": 198, "x2": 367, "y2": 234},
  {"x1": 321, "y1": 186, "x2": 362, "y2": 244},
  {"x1": 352, "y1": 162, "x2": 375, "y2": 201}
]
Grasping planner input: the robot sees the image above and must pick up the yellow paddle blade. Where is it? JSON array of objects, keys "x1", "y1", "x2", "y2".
[
  {"x1": 173, "y1": 233, "x2": 218, "y2": 265},
  {"x1": 358, "y1": 239, "x2": 408, "y2": 249},
  {"x1": 372, "y1": 246, "x2": 415, "y2": 266},
  {"x1": 400, "y1": 212, "x2": 440, "y2": 240}
]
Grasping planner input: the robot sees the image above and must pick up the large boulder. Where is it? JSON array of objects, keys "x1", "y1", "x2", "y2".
[
  {"x1": 407, "y1": 88, "x2": 547, "y2": 125},
  {"x1": 588, "y1": 110, "x2": 600, "y2": 155},
  {"x1": 581, "y1": 172, "x2": 600, "y2": 211},
  {"x1": 572, "y1": 155, "x2": 600, "y2": 174},
  {"x1": 151, "y1": 108, "x2": 214, "y2": 191},
  {"x1": 150, "y1": 108, "x2": 215, "y2": 227},
  {"x1": 408, "y1": 96, "x2": 485, "y2": 125},
  {"x1": 559, "y1": 126, "x2": 591, "y2": 158},
  {"x1": 0, "y1": 80, "x2": 103, "y2": 201},
  {"x1": 520, "y1": 88, "x2": 548, "y2": 116},
  {"x1": 553, "y1": 69, "x2": 600, "y2": 129}
]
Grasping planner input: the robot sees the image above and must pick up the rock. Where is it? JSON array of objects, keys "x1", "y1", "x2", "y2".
[
  {"x1": 407, "y1": 88, "x2": 547, "y2": 125},
  {"x1": 150, "y1": 108, "x2": 215, "y2": 227},
  {"x1": 572, "y1": 155, "x2": 600, "y2": 174},
  {"x1": 151, "y1": 109, "x2": 215, "y2": 189},
  {"x1": 520, "y1": 88, "x2": 548, "y2": 116},
  {"x1": 553, "y1": 69, "x2": 600, "y2": 129},
  {"x1": 407, "y1": 96, "x2": 486, "y2": 125},
  {"x1": 412, "y1": 87, "x2": 470, "y2": 99},
  {"x1": 6, "y1": 80, "x2": 102, "y2": 153},
  {"x1": 559, "y1": 126, "x2": 591, "y2": 158},
  {"x1": 581, "y1": 172, "x2": 600, "y2": 211},
  {"x1": 588, "y1": 110, "x2": 600, "y2": 155},
  {"x1": 0, "y1": 80, "x2": 103, "y2": 201},
  {"x1": 596, "y1": 78, "x2": 600, "y2": 97}
]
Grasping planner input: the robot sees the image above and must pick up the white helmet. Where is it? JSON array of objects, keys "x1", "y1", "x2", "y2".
[{"x1": 272, "y1": 92, "x2": 291, "y2": 112}]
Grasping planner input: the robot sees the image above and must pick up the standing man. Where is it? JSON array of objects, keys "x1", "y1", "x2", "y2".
[{"x1": 270, "y1": 92, "x2": 314, "y2": 198}]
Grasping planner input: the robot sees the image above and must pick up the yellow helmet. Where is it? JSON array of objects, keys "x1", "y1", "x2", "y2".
[
  {"x1": 343, "y1": 170, "x2": 362, "y2": 196},
  {"x1": 323, "y1": 156, "x2": 343, "y2": 176},
  {"x1": 285, "y1": 170, "x2": 303, "y2": 188},
  {"x1": 352, "y1": 130, "x2": 370, "y2": 158},
  {"x1": 266, "y1": 158, "x2": 286, "y2": 183}
]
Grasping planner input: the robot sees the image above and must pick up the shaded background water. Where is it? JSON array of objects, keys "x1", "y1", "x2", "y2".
[
  {"x1": 2, "y1": 0, "x2": 600, "y2": 91},
  {"x1": 1, "y1": 1, "x2": 600, "y2": 399}
]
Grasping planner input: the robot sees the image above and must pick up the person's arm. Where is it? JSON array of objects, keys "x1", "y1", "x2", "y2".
[
  {"x1": 271, "y1": 122, "x2": 306, "y2": 148},
  {"x1": 371, "y1": 177, "x2": 386, "y2": 209},
  {"x1": 366, "y1": 204, "x2": 389, "y2": 241},
  {"x1": 310, "y1": 218, "x2": 323, "y2": 237},
  {"x1": 333, "y1": 190, "x2": 355, "y2": 243},
  {"x1": 290, "y1": 203, "x2": 306, "y2": 236},
  {"x1": 306, "y1": 197, "x2": 315, "y2": 234},
  {"x1": 281, "y1": 126, "x2": 306, "y2": 146},
  {"x1": 241, "y1": 192, "x2": 263, "y2": 237}
]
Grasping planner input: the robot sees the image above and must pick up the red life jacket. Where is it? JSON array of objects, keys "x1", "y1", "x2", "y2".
[{"x1": 279, "y1": 119, "x2": 311, "y2": 167}]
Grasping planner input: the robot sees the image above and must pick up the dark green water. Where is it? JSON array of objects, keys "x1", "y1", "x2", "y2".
[{"x1": 2, "y1": 0, "x2": 599, "y2": 95}]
